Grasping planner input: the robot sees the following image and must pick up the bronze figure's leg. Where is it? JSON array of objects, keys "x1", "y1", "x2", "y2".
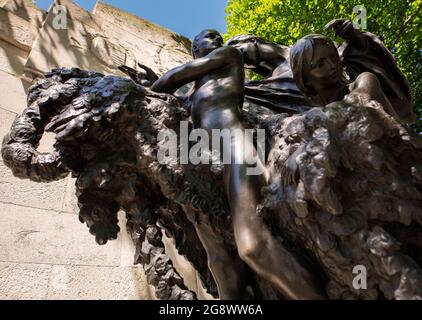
[
  {"x1": 225, "y1": 128, "x2": 326, "y2": 300},
  {"x1": 194, "y1": 221, "x2": 252, "y2": 299}
]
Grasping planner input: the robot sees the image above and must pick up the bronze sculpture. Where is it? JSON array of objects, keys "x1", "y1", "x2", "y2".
[
  {"x1": 227, "y1": 19, "x2": 416, "y2": 125},
  {"x1": 118, "y1": 63, "x2": 159, "y2": 87},
  {"x1": 289, "y1": 33, "x2": 400, "y2": 120},
  {"x1": 151, "y1": 29, "x2": 325, "y2": 299},
  {"x1": 226, "y1": 34, "x2": 315, "y2": 114},
  {"x1": 325, "y1": 19, "x2": 415, "y2": 123},
  {"x1": 1, "y1": 21, "x2": 422, "y2": 300}
]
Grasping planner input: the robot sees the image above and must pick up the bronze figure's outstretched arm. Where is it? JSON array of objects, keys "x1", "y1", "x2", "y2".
[
  {"x1": 325, "y1": 18, "x2": 415, "y2": 123},
  {"x1": 151, "y1": 46, "x2": 239, "y2": 94}
]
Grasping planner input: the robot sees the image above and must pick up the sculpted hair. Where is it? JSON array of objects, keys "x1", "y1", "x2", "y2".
[{"x1": 290, "y1": 34, "x2": 340, "y2": 96}]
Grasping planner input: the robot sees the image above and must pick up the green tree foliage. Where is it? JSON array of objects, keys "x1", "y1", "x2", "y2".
[{"x1": 225, "y1": 0, "x2": 422, "y2": 123}]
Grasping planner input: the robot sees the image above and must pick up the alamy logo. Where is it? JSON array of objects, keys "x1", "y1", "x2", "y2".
[
  {"x1": 352, "y1": 265, "x2": 367, "y2": 290},
  {"x1": 157, "y1": 121, "x2": 266, "y2": 175},
  {"x1": 52, "y1": 5, "x2": 68, "y2": 30},
  {"x1": 353, "y1": 5, "x2": 367, "y2": 30},
  {"x1": 51, "y1": 265, "x2": 69, "y2": 290}
]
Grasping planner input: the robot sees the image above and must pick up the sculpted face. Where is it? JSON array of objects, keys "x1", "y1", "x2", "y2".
[
  {"x1": 304, "y1": 42, "x2": 342, "y2": 90},
  {"x1": 192, "y1": 29, "x2": 223, "y2": 58}
]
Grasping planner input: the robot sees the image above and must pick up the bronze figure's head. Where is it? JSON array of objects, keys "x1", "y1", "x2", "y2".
[
  {"x1": 191, "y1": 29, "x2": 224, "y2": 58},
  {"x1": 290, "y1": 34, "x2": 343, "y2": 96}
]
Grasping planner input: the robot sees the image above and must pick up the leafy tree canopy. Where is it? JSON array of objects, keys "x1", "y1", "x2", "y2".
[{"x1": 225, "y1": 0, "x2": 422, "y2": 123}]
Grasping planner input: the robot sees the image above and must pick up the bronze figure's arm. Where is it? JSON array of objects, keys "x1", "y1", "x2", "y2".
[
  {"x1": 151, "y1": 47, "x2": 239, "y2": 94},
  {"x1": 325, "y1": 19, "x2": 367, "y2": 46},
  {"x1": 325, "y1": 18, "x2": 415, "y2": 123}
]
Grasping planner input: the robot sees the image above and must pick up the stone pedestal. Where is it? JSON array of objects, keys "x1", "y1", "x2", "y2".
[{"x1": 0, "y1": 0, "x2": 210, "y2": 300}]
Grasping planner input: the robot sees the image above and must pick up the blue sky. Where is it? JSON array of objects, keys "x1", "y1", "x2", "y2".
[{"x1": 35, "y1": 0, "x2": 228, "y2": 39}]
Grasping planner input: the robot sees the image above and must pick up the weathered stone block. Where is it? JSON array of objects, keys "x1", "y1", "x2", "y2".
[
  {"x1": 0, "y1": 203, "x2": 121, "y2": 266},
  {"x1": 0, "y1": 71, "x2": 27, "y2": 113},
  {"x1": 0, "y1": 262, "x2": 50, "y2": 299},
  {"x1": 24, "y1": 20, "x2": 111, "y2": 77},
  {"x1": 24, "y1": 0, "x2": 119, "y2": 77},
  {"x1": 0, "y1": 7, "x2": 39, "y2": 50},
  {"x1": 0, "y1": 40, "x2": 27, "y2": 75},
  {"x1": 92, "y1": 2, "x2": 191, "y2": 74},
  {"x1": 54, "y1": 0, "x2": 102, "y2": 30},
  {"x1": 2, "y1": 0, "x2": 47, "y2": 29},
  {"x1": 0, "y1": 162, "x2": 68, "y2": 211},
  {"x1": 46, "y1": 265, "x2": 153, "y2": 300}
]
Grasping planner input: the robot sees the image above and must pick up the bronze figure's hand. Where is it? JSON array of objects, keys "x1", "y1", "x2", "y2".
[
  {"x1": 325, "y1": 18, "x2": 358, "y2": 41},
  {"x1": 118, "y1": 63, "x2": 158, "y2": 87}
]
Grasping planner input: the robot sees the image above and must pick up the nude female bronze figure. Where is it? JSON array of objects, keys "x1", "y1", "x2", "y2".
[
  {"x1": 289, "y1": 33, "x2": 400, "y2": 119},
  {"x1": 325, "y1": 19, "x2": 415, "y2": 123}
]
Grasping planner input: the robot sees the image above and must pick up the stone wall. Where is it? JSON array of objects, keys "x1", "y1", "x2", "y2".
[{"x1": 0, "y1": 0, "x2": 210, "y2": 300}]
